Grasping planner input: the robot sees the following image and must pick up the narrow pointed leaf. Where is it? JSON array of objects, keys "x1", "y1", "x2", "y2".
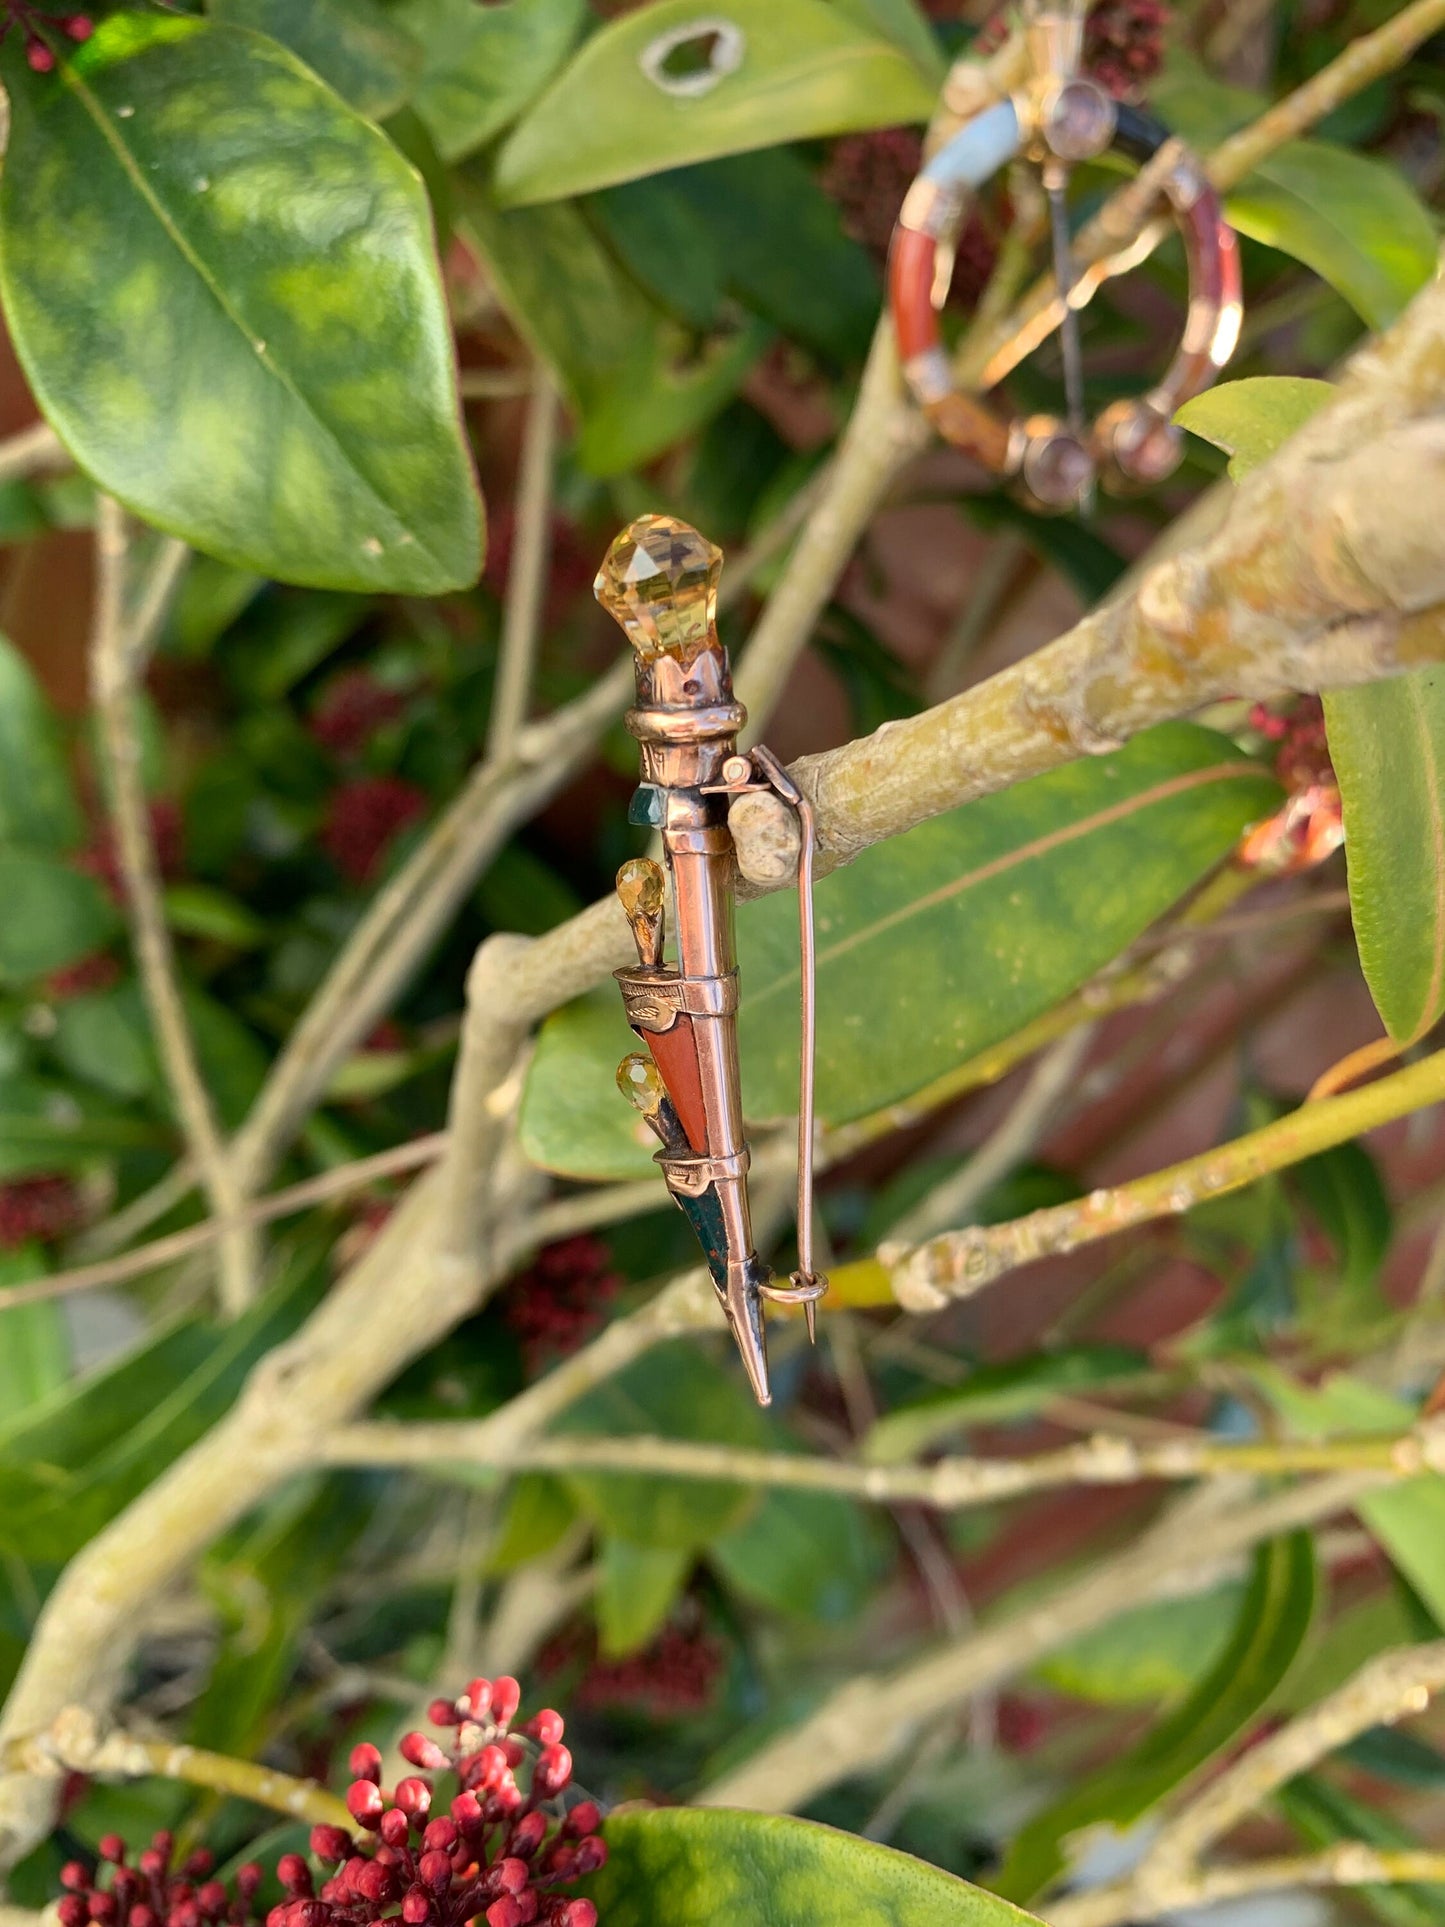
[
  {"x1": 993, "y1": 1535, "x2": 1316, "y2": 1904},
  {"x1": 585, "y1": 1808, "x2": 1044, "y2": 1927},
  {"x1": 521, "y1": 723, "x2": 1279, "y2": 1179},
  {"x1": 493, "y1": 0, "x2": 936, "y2": 206},
  {"x1": 395, "y1": 0, "x2": 587, "y2": 162},
  {"x1": 1176, "y1": 376, "x2": 1335, "y2": 479},
  {"x1": 0, "y1": 16, "x2": 482, "y2": 594},
  {"x1": 0, "y1": 635, "x2": 84, "y2": 851}
]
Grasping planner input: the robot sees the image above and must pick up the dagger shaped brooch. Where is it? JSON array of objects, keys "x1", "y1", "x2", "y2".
[{"x1": 595, "y1": 514, "x2": 826, "y2": 1406}]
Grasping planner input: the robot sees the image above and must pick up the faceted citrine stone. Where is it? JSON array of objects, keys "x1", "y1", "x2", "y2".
[
  {"x1": 594, "y1": 513, "x2": 722, "y2": 665},
  {"x1": 617, "y1": 1051, "x2": 665, "y2": 1115},
  {"x1": 616, "y1": 856, "x2": 664, "y2": 923}
]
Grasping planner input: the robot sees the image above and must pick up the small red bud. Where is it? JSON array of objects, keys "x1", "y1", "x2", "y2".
[
  {"x1": 493, "y1": 1860, "x2": 528, "y2": 1897},
  {"x1": 63, "y1": 13, "x2": 93, "y2": 37},
  {"x1": 395, "y1": 1777, "x2": 432, "y2": 1821},
  {"x1": 564, "y1": 1905, "x2": 597, "y2": 1927},
  {"x1": 563, "y1": 1802, "x2": 600, "y2": 1839},
  {"x1": 493, "y1": 1771, "x2": 523, "y2": 1813},
  {"x1": 348, "y1": 1743, "x2": 383, "y2": 1783},
  {"x1": 237, "y1": 1868, "x2": 263, "y2": 1903},
  {"x1": 181, "y1": 1854, "x2": 213, "y2": 1881},
  {"x1": 25, "y1": 38, "x2": 55, "y2": 72},
  {"x1": 346, "y1": 1781, "x2": 385, "y2": 1829},
  {"x1": 402, "y1": 1891, "x2": 431, "y2": 1926},
  {"x1": 417, "y1": 1852, "x2": 452, "y2": 1892},
  {"x1": 570, "y1": 1838, "x2": 606, "y2": 1877},
  {"x1": 265, "y1": 1910, "x2": 286, "y2": 1927},
  {"x1": 427, "y1": 1698, "x2": 461, "y2": 1727},
  {"x1": 501, "y1": 1738, "x2": 526, "y2": 1769},
  {"x1": 169, "y1": 1904, "x2": 200, "y2": 1927},
  {"x1": 98, "y1": 1837, "x2": 126, "y2": 1866},
  {"x1": 88, "y1": 1903, "x2": 116, "y2": 1927},
  {"x1": 486, "y1": 1902, "x2": 524, "y2": 1927},
  {"x1": 422, "y1": 1818, "x2": 458, "y2": 1854},
  {"x1": 463, "y1": 1678, "x2": 492, "y2": 1719},
  {"x1": 61, "y1": 1866, "x2": 90, "y2": 1893},
  {"x1": 534, "y1": 1745, "x2": 573, "y2": 1798},
  {"x1": 341, "y1": 1859, "x2": 372, "y2": 1896},
  {"x1": 276, "y1": 1856, "x2": 311, "y2": 1896},
  {"x1": 472, "y1": 1744, "x2": 507, "y2": 1789},
  {"x1": 129, "y1": 1910, "x2": 157, "y2": 1927},
  {"x1": 490, "y1": 1677, "x2": 521, "y2": 1726},
  {"x1": 139, "y1": 1854, "x2": 166, "y2": 1882},
  {"x1": 450, "y1": 1790, "x2": 483, "y2": 1830},
  {"x1": 58, "y1": 1901, "x2": 87, "y2": 1927},
  {"x1": 309, "y1": 1827, "x2": 352, "y2": 1865},
  {"x1": 400, "y1": 1733, "x2": 448, "y2": 1772},
  {"x1": 524, "y1": 1711, "x2": 564, "y2": 1746},
  {"x1": 379, "y1": 1810, "x2": 410, "y2": 1850},
  {"x1": 196, "y1": 1886, "x2": 228, "y2": 1918},
  {"x1": 508, "y1": 1812, "x2": 546, "y2": 1859}
]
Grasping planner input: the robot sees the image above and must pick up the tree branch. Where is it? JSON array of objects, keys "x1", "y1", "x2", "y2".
[
  {"x1": 487, "y1": 374, "x2": 560, "y2": 757},
  {"x1": 1048, "y1": 1848, "x2": 1445, "y2": 1927},
  {"x1": 697, "y1": 1473, "x2": 1384, "y2": 1813},
  {"x1": 3, "y1": 1707, "x2": 352, "y2": 1831},
  {"x1": 880, "y1": 1046, "x2": 1445, "y2": 1311}
]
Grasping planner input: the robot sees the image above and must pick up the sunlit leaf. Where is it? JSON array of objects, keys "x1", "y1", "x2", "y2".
[
  {"x1": 493, "y1": 0, "x2": 936, "y2": 206},
  {"x1": 587, "y1": 1808, "x2": 1044, "y2": 1927},
  {"x1": 1176, "y1": 376, "x2": 1335, "y2": 479},
  {"x1": 0, "y1": 15, "x2": 482, "y2": 594},
  {"x1": 207, "y1": 0, "x2": 423, "y2": 119}
]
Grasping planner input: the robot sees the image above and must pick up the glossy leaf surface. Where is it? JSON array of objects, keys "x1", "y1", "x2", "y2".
[
  {"x1": 0, "y1": 15, "x2": 481, "y2": 594},
  {"x1": 207, "y1": 0, "x2": 422, "y2": 119},
  {"x1": 587, "y1": 1808, "x2": 1044, "y2": 1927},
  {"x1": 521, "y1": 724, "x2": 1278, "y2": 1179},
  {"x1": 1176, "y1": 376, "x2": 1335, "y2": 479},
  {"x1": 710, "y1": 1484, "x2": 890, "y2": 1624},
  {"x1": 0, "y1": 637, "x2": 83, "y2": 852},
  {"x1": 994, "y1": 1534, "x2": 1316, "y2": 1903},
  {"x1": 597, "y1": 1537, "x2": 692, "y2": 1656},
  {"x1": 493, "y1": 0, "x2": 936, "y2": 205},
  {"x1": 0, "y1": 853, "x2": 117, "y2": 983},
  {"x1": 397, "y1": 0, "x2": 587, "y2": 161}
]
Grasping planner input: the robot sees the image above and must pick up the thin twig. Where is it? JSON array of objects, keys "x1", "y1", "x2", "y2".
[
  {"x1": 3, "y1": 1707, "x2": 352, "y2": 1831},
  {"x1": 321, "y1": 1414, "x2": 1445, "y2": 1504},
  {"x1": 487, "y1": 375, "x2": 560, "y2": 757},
  {"x1": 697, "y1": 1472, "x2": 1383, "y2": 1813},
  {"x1": 89, "y1": 504, "x2": 256, "y2": 1316},
  {"x1": 880, "y1": 1047, "x2": 1445, "y2": 1310},
  {"x1": 1050, "y1": 1848, "x2": 1445, "y2": 1927},
  {"x1": 0, "y1": 421, "x2": 67, "y2": 486}
]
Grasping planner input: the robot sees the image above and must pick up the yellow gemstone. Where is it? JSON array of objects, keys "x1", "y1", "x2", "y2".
[
  {"x1": 617, "y1": 1051, "x2": 664, "y2": 1113},
  {"x1": 616, "y1": 856, "x2": 665, "y2": 922},
  {"x1": 594, "y1": 513, "x2": 722, "y2": 664}
]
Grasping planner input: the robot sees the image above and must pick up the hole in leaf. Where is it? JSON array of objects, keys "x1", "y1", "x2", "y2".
[{"x1": 638, "y1": 17, "x2": 745, "y2": 98}]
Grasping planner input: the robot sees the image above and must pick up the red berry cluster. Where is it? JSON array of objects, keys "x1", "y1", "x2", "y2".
[
  {"x1": 45, "y1": 951, "x2": 122, "y2": 1000},
  {"x1": 1, "y1": 2, "x2": 92, "y2": 72},
  {"x1": 1240, "y1": 699, "x2": 1342, "y2": 876},
  {"x1": 289, "y1": 1680, "x2": 602, "y2": 1927},
  {"x1": 1084, "y1": 0, "x2": 1169, "y2": 98},
  {"x1": 58, "y1": 1833, "x2": 261, "y2": 1927},
  {"x1": 820, "y1": 130, "x2": 1001, "y2": 311},
  {"x1": 1249, "y1": 696, "x2": 1332, "y2": 794},
  {"x1": 0, "y1": 1173, "x2": 82, "y2": 1248},
  {"x1": 309, "y1": 672, "x2": 409, "y2": 761},
  {"x1": 321, "y1": 776, "x2": 427, "y2": 884},
  {"x1": 575, "y1": 1625, "x2": 723, "y2": 1721},
  {"x1": 502, "y1": 1236, "x2": 621, "y2": 1373},
  {"x1": 80, "y1": 799, "x2": 185, "y2": 903}
]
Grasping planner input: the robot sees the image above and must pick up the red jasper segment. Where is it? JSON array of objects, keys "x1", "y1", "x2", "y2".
[
  {"x1": 888, "y1": 226, "x2": 939, "y2": 362},
  {"x1": 645, "y1": 1017, "x2": 710, "y2": 1153}
]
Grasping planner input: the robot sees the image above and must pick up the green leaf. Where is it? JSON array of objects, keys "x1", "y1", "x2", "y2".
[
  {"x1": 487, "y1": 1474, "x2": 578, "y2": 1574},
  {"x1": 1326, "y1": 671, "x2": 1445, "y2": 1043},
  {"x1": 1252, "y1": 1370, "x2": 1445, "y2": 1631},
  {"x1": 710, "y1": 1484, "x2": 890, "y2": 1624},
  {"x1": 0, "y1": 853, "x2": 117, "y2": 984},
  {"x1": 1176, "y1": 376, "x2": 1335, "y2": 480},
  {"x1": 0, "y1": 14, "x2": 482, "y2": 594},
  {"x1": 0, "y1": 1074, "x2": 170, "y2": 1177},
  {"x1": 207, "y1": 0, "x2": 423, "y2": 120},
  {"x1": 585, "y1": 1808, "x2": 1043, "y2": 1927},
  {"x1": 863, "y1": 1346, "x2": 1148, "y2": 1466},
  {"x1": 163, "y1": 883, "x2": 267, "y2": 948},
  {"x1": 51, "y1": 984, "x2": 159, "y2": 1102},
  {"x1": 1154, "y1": 73, "x2": 1436, "y2": 329},
  {"x1": 521, "y1": 723, "x2": 1280, "y2": 1178},
  {"x1": 0, "y1": 636, "x2": 83, "y2": 851},
  {"x1": 1036, "y1": 1583, "x2": 1243, "y2": 1707},
  {"x1": 1291, "y1": 1138, "x2": 1392, "y2": 1305},
  {"x1": 493, "y1": 0, "x2": 936, "y2": 206},
  {"x1": 993, "y1": 1534, "x2": 1316, "y2": 1904},
  {"x1": 552, "y1": 1342, "x2": 767, "y2": 1552},
  {"x1": 1277, "y1": 1775, "x2": 1445, "y2": 1927},
  {"x1": 0, "y1": 1250, "x2": 69, "y2": 1416},
  {"x1": 458, "y1": 176, "x2": 769, "y2": 476},
  {"x1": 597, "y1": 1537, "x2": 693, "y2": 1657},
  {"x1": 396, "y1": 0, "x2": 587, "y2": 163}
]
